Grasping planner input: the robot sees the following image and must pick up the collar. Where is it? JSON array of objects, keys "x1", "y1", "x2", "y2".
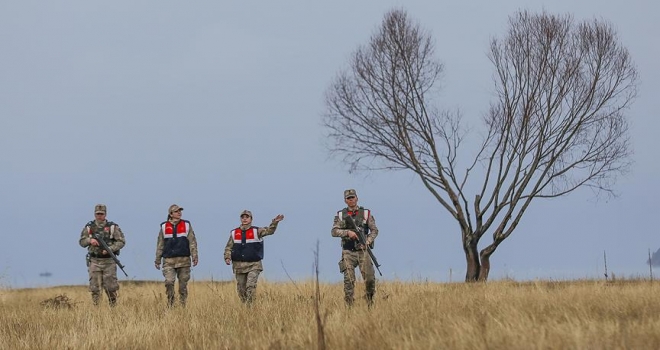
[{"x1": 346, "y1": 207, "x2": 361, "y2": 216}]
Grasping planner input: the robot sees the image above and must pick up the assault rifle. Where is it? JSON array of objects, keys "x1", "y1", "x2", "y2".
[
  {"x1": 345, "y1": 214, "x2": 382, "y2": 276},
  {"x1": 91, "y1": 233, "x2": 128, "y2": 277}
]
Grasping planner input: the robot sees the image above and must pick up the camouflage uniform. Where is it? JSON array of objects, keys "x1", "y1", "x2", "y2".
[
  {"x1": 155, "y1": 204, "x2": 199, "y2": 307},
  {"x1": 78, "y1": 204, "x2": 126, "y2": 306},
  {"x1": 331, "y1": 189, "x2": 379, "y2": 306},
  {"x1": 224, "y1": 210, "x2": 281, "y2": 304}
]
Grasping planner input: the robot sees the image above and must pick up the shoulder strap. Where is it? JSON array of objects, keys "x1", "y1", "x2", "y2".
[
  {"x1": 106, "y1": 221, "x2": 116, "y2": 235},
  {"x1": 361, "y1": 208, "x2": 370, "y2": 221}
]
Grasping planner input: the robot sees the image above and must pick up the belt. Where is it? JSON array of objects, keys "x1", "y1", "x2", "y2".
[{"x1": 89, "y1": 253, "x2": 115, "y2": 258}]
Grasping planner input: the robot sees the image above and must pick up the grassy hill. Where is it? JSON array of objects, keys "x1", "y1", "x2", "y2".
[{"x1": 1, "y1": 279, "x2": 659, "y2": 349}]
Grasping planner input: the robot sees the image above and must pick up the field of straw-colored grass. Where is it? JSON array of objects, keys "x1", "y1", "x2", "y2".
[{"x1": 1, "y1": 278, "x2": 659, "y2": 349}]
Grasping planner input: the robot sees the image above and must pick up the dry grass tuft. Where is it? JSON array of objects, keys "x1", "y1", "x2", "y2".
[{"x1": 39, "y1": 294, "x2": 77, "y2": 309}]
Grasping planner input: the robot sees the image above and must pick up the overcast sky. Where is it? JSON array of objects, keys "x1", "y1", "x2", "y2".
[{"x1": 1, "y1": 1, "x2": 657, "y2": 288}]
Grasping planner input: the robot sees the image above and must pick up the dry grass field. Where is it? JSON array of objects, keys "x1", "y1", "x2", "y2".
[{"x1": 1, "y1": 278, "x2": 659, "y2": 349}]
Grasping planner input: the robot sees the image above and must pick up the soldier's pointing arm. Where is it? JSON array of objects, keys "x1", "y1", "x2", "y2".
[{"x1": 258, "y1": 215, "x2": 283, "y2": 239}]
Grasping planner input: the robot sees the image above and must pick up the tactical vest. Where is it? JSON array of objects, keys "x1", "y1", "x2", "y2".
[
  {"x1": 86, "y1": 220, "x2": 119, "y2": 257},
  {"x1": 230, "y1": 226, "x2": 264, "y2": 262},
  {"x1": 161, "y1": 220, "x2": 192, "y2": 258},
  {"x1": 338, "y1": 207, "x2": 371, "y2": 251}
]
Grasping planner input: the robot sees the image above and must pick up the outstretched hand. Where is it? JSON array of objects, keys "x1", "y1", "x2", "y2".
[{"x1": 272, "y1": 214, "x2": 284, "y2": 223}]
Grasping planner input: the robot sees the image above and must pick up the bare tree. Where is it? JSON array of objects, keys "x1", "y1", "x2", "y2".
[{"x1": 323, "y1": 9, "x2": 638, "y2": 281}]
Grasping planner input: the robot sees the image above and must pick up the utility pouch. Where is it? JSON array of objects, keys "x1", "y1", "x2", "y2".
[
  {"x1": 339, "y1": 259, "x2": 346, "y2": 273},
  {"x1": 85, "y1": 253, "x2": 91, "y2": 267}
]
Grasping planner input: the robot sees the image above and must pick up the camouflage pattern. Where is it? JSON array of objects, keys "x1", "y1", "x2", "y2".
[
  {"x1": 94, "y1": 204, "x2": 106, "y2": 214},
  {"x1": 240, "y1": 209, "x2": 252, "y2": 217},
  {"x1": 230, "y1": 260, "x2": 264, "y2": 274},
  {"x1": 79, "y1": 222, "x2": 126, "y2": 258},
  {"x1": 224, "y1": 220, "x2": 279, "y2": 302},
  {"x1": 155, "y1": 218, "x2": 198, "y2": 307},
  {"x1": 235, "y1": 270, "x2": 261, "y2": 303},
  {"x1": 331, "y1": 196, "x2": 379, "y2": 306},
  {"x1": 88, "y1": 258, "x2": 119, "y2": 305},
  {"x1": 79, "y1": 213, "x2": 126, "y2": 306},
  {"x1": 162, "y1": 261, "x2": 191, "y2": 306},
  {"x1": 340, "y1": 249, "x2": 376, "y2": 305},
  {"x1": 331, "y1": 208, "x2": 379, "y2": 248}
]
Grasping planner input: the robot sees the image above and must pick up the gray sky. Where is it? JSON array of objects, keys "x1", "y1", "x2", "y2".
[{"x1": 1, "y1": 1, "x2": 657, "y2": 288}]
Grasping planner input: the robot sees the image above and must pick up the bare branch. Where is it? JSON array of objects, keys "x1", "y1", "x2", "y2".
[{"x1": 323, "y1": 9, "x2": 637, "y2": 282}]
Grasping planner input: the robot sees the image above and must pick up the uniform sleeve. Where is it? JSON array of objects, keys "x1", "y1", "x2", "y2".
[
  {"x1": 223, "y1": 233, "x2": 233, "y2": 261},
  {"x1": 108, "y1": 225, "x2": 126, "y2": 252},
  {"x1": 187, "y1": 225, "x2": 199, "y2": 261},
  {"x1": 257, "y1": 221, "x2": 279, "y2": 239},
  {"x1": 79, "y1": 226, "x2": 91, "y2": 247},
  {"x1": 365, "y1": 213, "x2": 378, "y2": 245},
  {"x1": 331, "y1": 214, "x2": 349, "y2": 238},
  {"x1": 155, "y1": 228, "x2": 165, "y2": 264}
]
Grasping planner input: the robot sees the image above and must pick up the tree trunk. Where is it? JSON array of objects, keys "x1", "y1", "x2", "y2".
[
  {"x1": 464, "y1": 237, "x2": 480, "y2": 282},
  {"x1": 478, "y1": 252, "x2": 491, "y2": 281},
  {"x1": 477, "y1": 241, "x2": 500, "y2": 281}
]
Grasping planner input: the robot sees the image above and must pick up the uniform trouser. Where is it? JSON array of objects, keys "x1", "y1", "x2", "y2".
[
  {"x1": 340, "y1": 249, "x2": 376, "y2": 305},
  {"x1": 88, "y1": 258, "x2": 119, "y2": 305},
  {"x1": 162, "y1": 266, "x2": 191, "y2": 305},
  {"x1": 235, "y1": 270, "x2": 261, "y2": 303}
]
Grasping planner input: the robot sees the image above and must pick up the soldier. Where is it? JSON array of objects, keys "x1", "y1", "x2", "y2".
[
  {"x1": 155, "y1": 204, "x2": 199, "y2": 307},
  {"x1": 224, "y1": 210, "x2": 284, "y2": 304},
  {"x1": 78, "y1": 204, "x2": 126, "y2": 306},
  {"x1": 331, "y1": 189, "x2": 379, "y2": 307}
]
